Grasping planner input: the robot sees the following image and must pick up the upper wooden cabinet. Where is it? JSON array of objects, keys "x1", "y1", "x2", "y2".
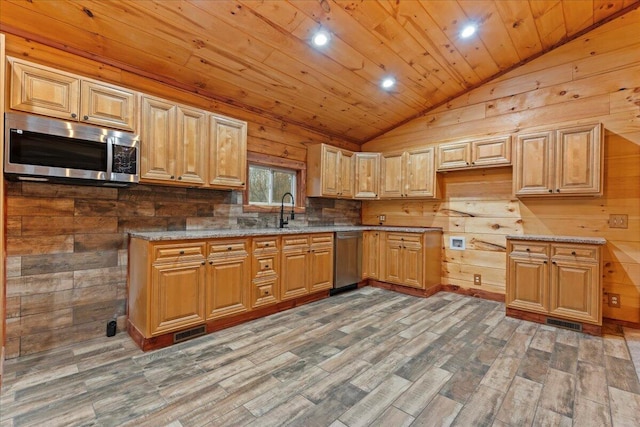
[
  {"x1": 9, "y1": 58, "x2": 136, "y2": 131},
  {"x1": 208, "y1": 115, "x2": 247, "y2": 189},
  {"x1": 307, "y1": 144, "x2": 355, "y2": 198},
  {"x1": 354, "y1": 152, "x2": 380, "y2": 199},
  {"x1": 380, "y1": 147, "x2": 437, "y2": 199},
  {"x1": 140, "y1": 95, "x2": 247, "y2": 190},
  {"x1": 437, "y1": 136, "x2": 511, "y2": 171},
  {"x1": 514, "y1": 123, "x2": 603, "y2": 197}
]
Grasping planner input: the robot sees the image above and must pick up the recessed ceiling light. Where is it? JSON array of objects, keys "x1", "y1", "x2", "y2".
[
  {"x1": 460, "y1": 24, "x2": 477, "y2": 39},
  {"x1": 381, "y1": 77, "x2": 396, "y2": 90},
  {"x1": 312, "y1": 30, "x2": 330, "y2": 47}
]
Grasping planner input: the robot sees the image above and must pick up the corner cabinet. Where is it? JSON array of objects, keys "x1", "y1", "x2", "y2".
[
  {"x1": 437, "y1": 136, "x2": 511, "y2": 171},
  {"x1": 307, "y1": 144, "x2": 354, "y2": 198},
  {"x1": 9, "y1": 57, "x2": 136, "y2": 131},
  {"x1": 380, "y1": 147, "x2": 437, "y2": 199},
  {"x1": 514, "y1": 123, "x2": 603, "y2": 197},
  {"x1": 506, "y1": 236, "x2": 604, "y2": 327}
]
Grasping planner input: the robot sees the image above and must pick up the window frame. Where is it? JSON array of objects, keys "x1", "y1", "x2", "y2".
[
  {"x1": 243, "y1": 152, "x2": 306, "y2": 214},
  {"x1": 247, "y1": 164, "x2": 297, "y2": 207}
]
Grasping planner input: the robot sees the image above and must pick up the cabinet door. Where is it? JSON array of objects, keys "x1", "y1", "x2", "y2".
[
  {"x1": 514, "y1": 130, "x2": 554, "y2": 195},
  {"x1": 362, "y1": 231, "x2": 380, "y2": 279},
  {"x1": 437, "y1": 142, "x2": 470, "y2": 170},
  {"x1": 506, "y1": 256, "x2": 549, "y2": 314},
  {"x1": 10, "y1": 60, "x2": 80, "y2": 121},
  {"x1": 209, "y1": 115, "x2": 247, "y2": 189},
  {"x1": 80, "y1": 80, "x2": 136, "y2": 131},
  {"x1": 140, "y1": 96, "x2": 176, "y2": 182},
  {"x1": 555, "y1": 124, "x2": 602, "y2": 195},
  {"x1": 309, "y1": 245, "x2": 333, "y2": 292},
  {"x1": 150, "y1": 260, "x2": 206, "y2": 335},
  {"x1": 401, "y1": 238, "x2": 424, "y2": 288},
  {"x1": 338, "y1": 150, "x2": 355, "y2": 198},
  {"x1": 206, "y1": 255, "x2": 249, "y2": 320},
  {"x1": 382, "y1": 236, "x2": 403, "y2": 284},
  {"x1": 380, "y1": 152, "x2": 405, "y2": 198},
  {"x1": 472, "y1": 136, "x2": 511, "y2": 167},
  {"x1": 281, "y1": 249, "x2": 309, "y2": 300},
  {"x1": 176, "y1": 106, "x2": 207, "y2": 185},
  {"x1": 354, "y1": 152, "x2": 380, "y2": 199},
  {"x1": 320, "y1": 145, "x2": 340, "y2": 196},
  {"x1": 405, "y1": 147, "x2": 436, "y2": 198},
  {"x1": 549, "y1": 260, "x2": 600, "y2": 324}
]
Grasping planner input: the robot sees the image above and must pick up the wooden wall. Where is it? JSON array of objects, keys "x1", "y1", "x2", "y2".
[
  {"x1": 1, "y1": 34, "x2": 361, "y2": 357},
  {"x1": 362, "y1": 9, "x2": 640, "y2": 324}
]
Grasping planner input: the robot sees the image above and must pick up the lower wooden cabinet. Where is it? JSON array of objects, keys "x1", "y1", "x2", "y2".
[
  {"x1": 281, "y1": 233, "x2": 334, "y2": 300},
  {"x1": 128, "y1": 232, "x2": 335, "y2": 341},
  {"x1": 205, "y1": 239, "x2": 250, "y2": 320},
  {"x1": 362, "y1": 231, "x2": 380, "y2": 279},
  {"x1": 506, "y1": 237, "x2": 604, "y2": 325},
  {"x1": 381, "y1": 232, "x2": 424, "y2": 289}
]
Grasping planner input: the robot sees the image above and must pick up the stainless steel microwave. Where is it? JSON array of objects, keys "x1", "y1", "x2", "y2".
[{"x1": 4, "y1": 112, "x2": 139, "y2": 186}]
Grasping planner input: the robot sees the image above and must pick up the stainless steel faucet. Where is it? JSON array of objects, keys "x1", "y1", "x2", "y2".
[{"x1": 279, "y1": 192, "x2": 295, "y2": 228}]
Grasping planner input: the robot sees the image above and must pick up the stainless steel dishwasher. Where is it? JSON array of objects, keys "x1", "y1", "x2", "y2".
[{"x1": 332, "y1": 231, "x2": 362, "y2": 295}]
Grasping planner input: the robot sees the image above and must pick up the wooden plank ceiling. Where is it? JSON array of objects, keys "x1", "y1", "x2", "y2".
[{"x1": 1, "y1": 0, "x2": 638, "y2": 144}]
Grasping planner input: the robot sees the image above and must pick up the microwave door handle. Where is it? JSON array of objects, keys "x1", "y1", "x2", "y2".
[{"x1": 106, "y1": 137, "x2": 114, "y2": 177}]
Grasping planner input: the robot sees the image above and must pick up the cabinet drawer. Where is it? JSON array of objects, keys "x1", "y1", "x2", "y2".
[
  {"x1": 207, "y1": 240, "x2": 248, "y2": 257},
  {"x1": 252, "y1": 278, "x2": 278, "y2": 309},
  {"x1": 254, "y1": 254, "x2": 278, "y2": 277},
  {"x1": 310, "y1": 234, "x2": 334, "y2": 248},
  {"x1": 282, "y1": 236, "x2": 310, "y2": 251},
  {"x1": 552, "y1": 244, "x2": 598, "y2": 261},
  {"x1": 153, "y1": 243, "x2": 205, "y2": 263},
  {"x1": 386, "y1": 233, "x2": 422, "y2": 244},
  {"x1": 253, "y1": 237, "x2": 279, "y2": 253},
  {"x1": 509, "y1": 241, "x2": 549, "y2": 257}
]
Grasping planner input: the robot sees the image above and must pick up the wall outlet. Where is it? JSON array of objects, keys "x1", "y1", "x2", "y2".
[
  {"x1": 609, "y1": 293, "x2": 621, "y2": 308},
  {"x1": 473, "y1": 274, "x2": 481, "y2": 286},
  {"x1": 378, "y1": 214, "x2": 386, "y2": 223},
  {"x1": 609, "y1": 214, "x2": 628, "y2": 229}
]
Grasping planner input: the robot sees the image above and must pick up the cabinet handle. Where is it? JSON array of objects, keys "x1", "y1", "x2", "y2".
[
  {"x1": 471, "y1": 161, "x2": 475, "y2": 165},
  {"x1": 265, "y1": 290, "x2": 269, "y2": 295},
  {"x1": 179, "y1": 250, "x2": 185, "y2": 255},
  {"x1": 83, "y1": 115, "x2": 89, "y2": 120},
  {"x1": 209, "y1": 261, "x2": 213, "y2": 265},
  {"x1": 525, "y1": 248, "x2": 530, "y2": 252},
  {"x1": 201, "y1": 261, "x2": 205, "y2": 266},
  {"x1": 552, "y1": 261, "x2": 557, "y2": 265},
  {"x1": 548, "y1": 189, "x2": 553, "y2": 193},
  {"x1": 571, "y1": 251, "x2": 577, "y2": 256},
  {"x1": 178, "y1": 176, "x2": 182, "y2": 180},
  {"x1": 556, "y1": 189, "x2": 560, "y2": 192},
  {"x1": 466, "y1": 162, "x2": 470, "y2": 165},
  {"x1": 543, "y1": 260, "x2": 547, "y2": 264},
  {"x1": 170, "y1": 175, "x2": 175, "y2": 179},
  {"x1": 265, "y1": 243, "x2": 269, "y2": 247},
  {"x1": 227, "y1": 247, "x2": 232, "y2": 250},
  {"x1": 265, "y1": 265, "x2": 269, "y2": 269},
  {"x1": 71, "y1": 113, "x2": 77, "y2": 119}
]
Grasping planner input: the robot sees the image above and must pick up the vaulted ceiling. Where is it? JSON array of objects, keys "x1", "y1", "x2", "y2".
[{"x1": 1, "y1": 0, "x2": 638, "y2": 144}]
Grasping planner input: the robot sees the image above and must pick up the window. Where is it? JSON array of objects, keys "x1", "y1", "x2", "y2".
[{"x1": 248, "y1": 164, "x2": 296, "y2": 206}]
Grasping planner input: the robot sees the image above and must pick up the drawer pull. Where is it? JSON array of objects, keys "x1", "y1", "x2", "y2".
[
  {"x1": 201, "y1": 261, "x2": 205, "y2": 266},
  {"x1": 552, "y1": 261, "x2": 557, "y2": 265},
  {"x1": 209, "y1": 261, "x2": 213, "y2": 265},
  {"x1": 571, "y1": 251, "x2": 577, "y2": 256},
  {"x1": 526, "y1": 248, "x2": 530, "y2": 252},
  {"x1": 179, "y1": 250, "x2": 185, "y2": 255},
  {"x1": 265, "y1": 243, "x2": 270, "y2": 247},
  {"x1": 227, "y1": 247, "x2": 232, "y2": 251},
  {"x1": 265, "y1": 265, "x2": 269, "y2": 269},
  {"x1": 543, "y1": 260, "x2": 547, "y2": 264}
]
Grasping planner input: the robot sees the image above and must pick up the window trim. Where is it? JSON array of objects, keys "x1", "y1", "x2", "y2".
[{"x1": 243, "y1": 152, "x2": 306, "y2": 214}]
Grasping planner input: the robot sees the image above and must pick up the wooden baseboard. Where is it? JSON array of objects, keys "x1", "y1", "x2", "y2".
[
  {"x1": 603, "y1": 317, "x2": 640, "y2": 330},
  {"x1": 439, "y1": 284, "x2": 505, "y2": 302},
  {"x1": 128, "y1": 290, "x2": 330, "y2": 352},
  {"x1": 506, "y1": 307, "x2": 602, "y2": 336},
  {"x1": 368, "y1": 280, "x2": 441, "y2": 298}
]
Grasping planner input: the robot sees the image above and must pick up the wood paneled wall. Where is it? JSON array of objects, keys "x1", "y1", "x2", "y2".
[
  {"x1": 362, "y1": 9, "x2": 640, "y2": 324},
  {"x1": 1, "y1": 34, "x2": 362, "y2": 357}
]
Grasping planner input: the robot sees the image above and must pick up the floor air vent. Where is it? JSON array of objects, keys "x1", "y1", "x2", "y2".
[
  {"x1": 546, "y1": 317, "x2": 582, "y2": 332},
  {"x1": 174, "y1": 325, "x2": 206, "y2": 344}
]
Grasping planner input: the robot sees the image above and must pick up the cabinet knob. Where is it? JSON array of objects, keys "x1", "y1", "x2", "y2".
[
  {"x1": 170, "y1": 175, "x2": 175, "y2": 179},
  {"x1": 179, "y1": 250, "x2": 185, "y2": 255},
  {"x1": 265, "y1": 265, "x2": 269, "y2": 269},
  {"x1": 466, "y1": 162, "x2": 470, "y2": 165},
  {"x1": 526, "y1": 248, "x2": 530, "y2": 252},
  {"x1": 265, "y1": 243, "x2": 270, "y2": 247},
  {"x1": 552, "y1": 261, "x2": 557, "y2": 265},
  {"x1": 548, "y1": 189, "x2": 553, "y2": 193},
  {"x1": 227, "y1": 247, "x2": 232, "y2": 250},
  {"x1": 71, "y1": 113, "x2": 77, "y2": 119},
  {"x1": 571, "y1": 251, "x2": 576, "y2": 256},
  {"x1": 471, "y1": 162, "x2": 475, "y2": 165},
  {"x1": 201, "y1": 261, "x2": 205, "y2": 265},
  {"x1": 209, "y1": 261, "x2": 213, "y2": 265},
  {"x1": 556, "y1": 189, "x2": 560, "y2": 192},
  {"x1": 178, "y1": 176, "x2": 182, "y2": 180},
  {"x1": 543, "y1": 260, "x2": 547, "y2": 264},
  {"x1": 83, "y1": 115, "x2": 89, "y2": 120}
]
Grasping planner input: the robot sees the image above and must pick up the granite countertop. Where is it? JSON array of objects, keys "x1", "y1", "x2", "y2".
[
  {"x1": 506, "y1": 234, "x2": 606, "y2": 245},
  {"x1": 130, "y1": 225, "x2": 443, "y2": 241}
]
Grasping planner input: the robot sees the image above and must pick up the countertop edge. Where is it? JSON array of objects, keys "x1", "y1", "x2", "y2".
[
  {"x1": 506, "y1": 234, "x2": 607, "y2": 245},
  {"x1": 130, "y1": 226, "x2": 443, "y2": 241}
]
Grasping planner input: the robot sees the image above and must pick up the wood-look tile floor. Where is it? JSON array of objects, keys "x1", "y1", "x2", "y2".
[{"x1": 2, "y1": 287, "x2": 640, "y2": 427}]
